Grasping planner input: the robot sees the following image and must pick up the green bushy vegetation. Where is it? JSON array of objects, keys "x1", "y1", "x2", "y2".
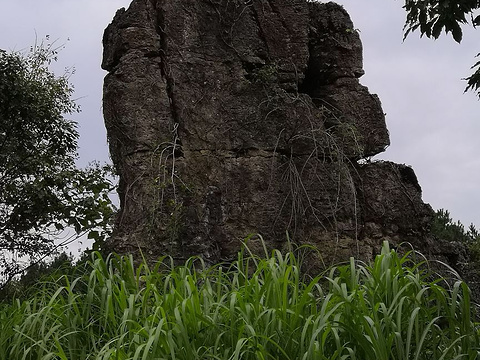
[
  {"x1": 431, "y1": 208, "x2": 480, "y2": 262},
  {"x1": 0, "y1": 252, "x2": 79, "y2": 303},
  {"x1": 431, "y1": 209, "x2": 480, "y2": 244},
  {"x1": 0, "y1": 241, "x2": 478, "y2": 360},
  {"x1": 0, "y1": 41, "x2": 114, "y2": 287}
]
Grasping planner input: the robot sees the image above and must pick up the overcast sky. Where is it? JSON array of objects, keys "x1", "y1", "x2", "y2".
[
  {"x1": 339, "y1": 0, "x2": 480, "y2": 230},
  {"x1": 1, "y1": 0, "x2": 479, "y2": 244}
]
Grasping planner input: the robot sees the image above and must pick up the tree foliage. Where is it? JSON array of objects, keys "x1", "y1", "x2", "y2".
[
  {"x1": 402, "y1": 0, "x2": 480, "y2": 96},
  {"x1": 431, "y1": 208, "x2": 478, "y2": 242},
  {"x1": 0, "y1": 40, "x2": 115, "y2": 286},
  {"x1": 0, "y1": 252, "x2": 77, "y2": 303},
  {"x1": 430, "y1": 208, "x2": 480, "y2": 263}
]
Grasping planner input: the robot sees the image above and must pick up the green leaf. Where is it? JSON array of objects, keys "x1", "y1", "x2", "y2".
[
  {"x1": 473, "y1": 14, "x2": 480, "y2": 26},
  {"x1": 451, "y1": 22, "x2": 463, "y2": 43},
  {"x1": 87, "y1": 231, "x2": 99, "y2": 240},
  {"x1": 432, "y1": 19, "x2": 444, "y2": 38}
]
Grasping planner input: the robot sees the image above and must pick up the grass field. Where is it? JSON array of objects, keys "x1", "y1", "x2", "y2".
[{"x1": 0, "y1": 241, "x2": 478, "y2": 359}]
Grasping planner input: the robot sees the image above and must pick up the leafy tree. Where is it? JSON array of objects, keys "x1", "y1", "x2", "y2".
[
  {"x1": 402, "y1": 0, "x2": 480, "y2": 96},
  {"x1": 0, "y1": 39, "x2": 115, "y2": 288},
  {"x1": 430, "y1": 208, "x2": 476, "y2": 242}
]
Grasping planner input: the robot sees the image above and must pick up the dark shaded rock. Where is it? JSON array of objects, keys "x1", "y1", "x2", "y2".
[
  {"x1": 101, "y1": 0, "x2": 433, "y2": 268},
  {"x1": 300, "y1": 2, "x2": 389, "y2": 157},
  {"x1": 356, "y1": 162, "x2": 432, "y2": 240}
]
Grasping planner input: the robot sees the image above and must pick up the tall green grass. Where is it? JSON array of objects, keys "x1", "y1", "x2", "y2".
[{"x1": 0, "y1": 241, "x2": 478, "y2": 359}]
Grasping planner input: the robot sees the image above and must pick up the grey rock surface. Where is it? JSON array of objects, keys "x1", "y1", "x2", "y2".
[{"x1": 102, "y1": 0, "x2": 435, "y2": 267}]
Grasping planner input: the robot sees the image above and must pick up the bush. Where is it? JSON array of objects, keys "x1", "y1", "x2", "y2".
[{"x1": 0, "y1": 252, "x2": 78, "y2": 303}]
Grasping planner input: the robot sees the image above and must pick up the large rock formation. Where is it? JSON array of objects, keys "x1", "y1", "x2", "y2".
[{"x1": 102, "y1": 0, "x2": 434, "y2": 266}]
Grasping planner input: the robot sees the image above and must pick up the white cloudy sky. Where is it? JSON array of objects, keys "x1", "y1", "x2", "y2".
[
  {"x1": 339, "y1": 0, "x2": 480, "y2": 229},
  {"x1": 1, "y1": 0, "x2": 478, "y2": 237}
]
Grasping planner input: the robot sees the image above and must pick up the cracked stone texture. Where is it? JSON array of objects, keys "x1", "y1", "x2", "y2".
[{"x1": 102, "y1": 0, "x2": 434, "y2": 265}]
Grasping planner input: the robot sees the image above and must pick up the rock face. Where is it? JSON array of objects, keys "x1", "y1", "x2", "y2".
[{"x1": 102, "y1": 0, "x2": 433, "y2": 265}]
